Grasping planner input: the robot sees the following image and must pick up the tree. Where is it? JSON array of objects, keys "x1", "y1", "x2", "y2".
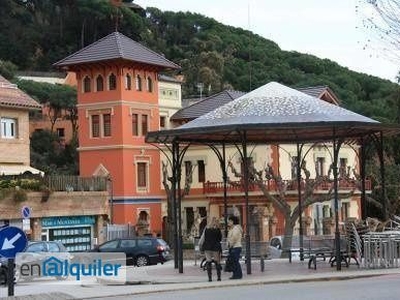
[
  {"x1": 16, "y1": 79, "x2": 77, "y2": 135},
  {"x1": 30, "y1": 129, "x2": 61, "y2": 175},
  {"x1": 356, "y1": 1, "x2": 400, "y2": 217},
  {"x1": 50, "y1": 84, "x2": 77, "y2": 136},
  {"x1": 227, "y1": 152, "x2": 357, "y2": 255},
  {"x1": 0, "y1": 60, "x2": 18, "y2": 80},
  {"x1": 30, "y1": 129, "x2": 78, "y2": 175},
  {"x1": 357, "y1": 0, "x2": 400, "y2": 62},
  {"x1": 161, "y1": 159, "x2": 193, "y2": 246}
]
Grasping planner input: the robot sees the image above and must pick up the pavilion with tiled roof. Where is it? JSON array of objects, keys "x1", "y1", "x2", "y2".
[
  {"x1": 173, "y1": 86, "x2": 340, "y2": 124},
  {"x1": 147, "y1": 81, "x2": 400, "y2": 275},
  {"x1": 162, "y1": 82, "x2": 390, "y2": 144}
]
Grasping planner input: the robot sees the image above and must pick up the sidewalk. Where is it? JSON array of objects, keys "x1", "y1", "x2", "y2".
[{"x1": 3, "y1": 258, "x2": 400, "y2": 300}]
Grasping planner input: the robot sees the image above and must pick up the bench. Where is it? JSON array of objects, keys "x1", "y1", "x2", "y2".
[
  {"x1": 241, "y1": 241, "x2": 269, "y2": 272},
  {"x1": 277, "y1": 235, "x2": 351, "y2": 269},
  {"x1": 305, "y1": 236, "x2": 349, "y2": 270}
]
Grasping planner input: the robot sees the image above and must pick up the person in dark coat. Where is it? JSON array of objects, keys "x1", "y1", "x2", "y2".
[{"x1": 199, "y1": 217, "x2": 222, "y2": 281}]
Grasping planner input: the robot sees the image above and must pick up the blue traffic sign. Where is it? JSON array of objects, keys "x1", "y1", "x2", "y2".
[
  {"x1": 21, "y1": 206, "x2": 31, "y2": 219},
  {"x1": 0, "y1": 226, "x2": 28, "y2": 258}
]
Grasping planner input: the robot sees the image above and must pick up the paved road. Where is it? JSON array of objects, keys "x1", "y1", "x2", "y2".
[
  {"x1": 2, "y1": 259, "x2": 400, "y2": 299},
  {"x1": 90, "y1": 273, "x2": 400, "y2": 300}
]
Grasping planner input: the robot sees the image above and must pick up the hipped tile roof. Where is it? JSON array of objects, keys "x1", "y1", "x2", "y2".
[
  {"x1": 297, "y1": 86, "x2": 328, "y2": 98},
  {"x1": 171, "y1": 90, "x2": 246, "y2": 121},
  {"x1": 0, "y1": 75, "x2": 41, "y2": 110},
  {"x1": 54, "y1": 32, "x2": 180, "y2": 70},
  {"x1": 298, "y1": 85, "x2": 340, "y2": 105}
]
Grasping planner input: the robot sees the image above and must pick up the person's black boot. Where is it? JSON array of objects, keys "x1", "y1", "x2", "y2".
[
  {"x1": 216, "y1": 263, "x2": 222, "y2": 281},
  {"x1": 206, "y1": 262, "x2": 212, "y2": 282}
]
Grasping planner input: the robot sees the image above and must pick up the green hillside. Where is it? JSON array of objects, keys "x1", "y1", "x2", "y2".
[
  {"x1": 0, "y1": 0, "x2": 399, "y2": 216},
  {"x1": 0, "y1": 1, "x2": 399, "y2": 122}
]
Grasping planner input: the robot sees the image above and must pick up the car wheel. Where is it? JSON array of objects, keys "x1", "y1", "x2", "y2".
[
  {"x1": 14, "y1": 268, "x2": 20, "y2": 283},
  {"x1": 126, "y1": 255, "x2": 135, "y2": 266},
  {"x1": 135, "y1": 255, "x2": 149, "y2": 267},
  {"x1": 0, "y1": 268, "x2": 7, "y2": 285}
]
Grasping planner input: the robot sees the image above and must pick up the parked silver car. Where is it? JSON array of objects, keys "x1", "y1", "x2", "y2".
[
  {"x1": 0, "y1": 256, "x2": 12, "y2": 285},
  {"x1": 15, "y1": 241, "x2": 71, "y2": 281},
  {"x1": 267, "y1": 236, "x2": 301, "y2": 260}
]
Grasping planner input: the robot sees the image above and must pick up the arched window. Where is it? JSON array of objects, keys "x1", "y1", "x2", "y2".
[
  {"x1": 108, "y1": 73, "x2": 117, "y2": 90},
  {"x1": 136, "y1": 75, "x2": 142, "y2": 91},
  {"x1": 83, "y1": 76, "x2": 91, "y2": 93},
  {"x1": 147, "y1": 76, "x2": 153, "y2": 92},
  {"x1": 125, "y1": 74, "x2": 132, "y2": 90},
  {"x1": 96, "y1": 75, "x2": 104, "y2": 92}
]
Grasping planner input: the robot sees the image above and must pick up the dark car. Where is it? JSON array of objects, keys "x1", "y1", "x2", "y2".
[{"x1": 91, "y1": 237, "x2": 170, "y2": 267}]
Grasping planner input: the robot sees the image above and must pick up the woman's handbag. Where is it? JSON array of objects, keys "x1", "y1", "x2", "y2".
[
  {"x1": 198, "y1": 229, "x2": 205, "y2": 252},
  {"x1": 224, "y1": 251, "x2": 234, "y2": 272}
]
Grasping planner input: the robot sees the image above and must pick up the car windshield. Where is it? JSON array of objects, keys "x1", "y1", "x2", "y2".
[
  {"x1": 99, "y1": 240, "x2": 119, "y2": 250},
  {"x1": 157, "y1": 239, "x2": 168, "y2": 246},
  {"x1": 120, "y1": 240, "x2": 135, "y2": 247},
  {"x1": 26, "y1": 243, "x2": 46, "y2": 252},
  {"x1": 137, "y1": 239, "x2": 152, "y2": 247},
  {"x1": 48, "y1": 243, "x2": 60, "y2": 252}
]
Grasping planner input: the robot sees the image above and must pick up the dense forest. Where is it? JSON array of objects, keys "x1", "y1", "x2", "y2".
[
  {"x1": 0, "y1": 0, "x2": 399, "y2": 120},
  {"x1": 0, "y1": 0, "x2": 399, "y2": 216}
]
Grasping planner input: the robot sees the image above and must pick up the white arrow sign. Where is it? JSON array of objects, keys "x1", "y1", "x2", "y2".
[{"x1": 1, "y1": 233, "x2": 22, "y2": 250}]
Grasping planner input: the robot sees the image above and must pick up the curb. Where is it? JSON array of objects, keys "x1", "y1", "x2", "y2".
[{"x1": 79, "y1": 272, "x2": 389, "y2": 299}]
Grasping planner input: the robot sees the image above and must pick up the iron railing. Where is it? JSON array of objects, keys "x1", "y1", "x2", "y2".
[
  {"x1": 0, "y1": 174, "x2": 108, "y2": 192},
  {"x1": 203, "y1": 178, "x2": 371, "y2": 194}
]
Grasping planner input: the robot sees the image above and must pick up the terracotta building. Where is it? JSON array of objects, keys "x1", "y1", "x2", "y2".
[{"x1": 54, "y1": 32, "x2": 180, "y2": 236}]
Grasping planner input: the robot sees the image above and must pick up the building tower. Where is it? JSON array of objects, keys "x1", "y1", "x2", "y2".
[{"x1": 54, "y1": 32, "x2": 180, "y2": 234}]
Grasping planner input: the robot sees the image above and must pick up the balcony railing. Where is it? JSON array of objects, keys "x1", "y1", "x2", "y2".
[
  {"x1": 0, "y1": 174, "x2": 108, "y2": 192},
  {"x1": 203, "y1": 178, "x2": 371, "y2": 194},
  {"x1": 46, "y1": 175, "x2": 108, "y2": 192}
]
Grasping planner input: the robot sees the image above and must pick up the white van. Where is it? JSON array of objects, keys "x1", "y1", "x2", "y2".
[{"x1": 267, "y1": 235, "x2": 302, "y2": 260}]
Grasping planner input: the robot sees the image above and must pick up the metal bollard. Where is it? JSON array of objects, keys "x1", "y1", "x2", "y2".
[
  {"x1": 260, "y1": 256, "x2": 265, "y2": 272},
  {"x1": 7, "y1": 258, "x2": 14, "y2": 297}
]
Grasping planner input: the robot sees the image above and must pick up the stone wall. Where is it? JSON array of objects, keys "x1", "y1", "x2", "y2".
[{"x1": 0, "y1": 191, "x2": 109, "y2": 219}]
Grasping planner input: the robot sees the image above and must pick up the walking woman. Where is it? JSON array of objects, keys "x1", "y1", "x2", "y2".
[
  {"x1": 227, "y1": 215, "x2": 243, "y2": 279},
  {"x1": 199, "y1": 217, "x2": 222, "y2": 281}
]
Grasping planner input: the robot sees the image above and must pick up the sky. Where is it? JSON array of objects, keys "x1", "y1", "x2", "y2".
[{"x1": 134, "y1": 0, "x2": 400, "y2": 82}]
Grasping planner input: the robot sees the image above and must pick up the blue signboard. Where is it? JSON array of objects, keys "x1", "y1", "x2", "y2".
[
  {"x1": 0, "y1": 226, "x2": 28, "y2": 258},
  {"x1": 41, "y1": 216, "x2": 95, "y2": 228},
  {"x1": 21, "y1": 206, "x2": 31, "y2": 219}
]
